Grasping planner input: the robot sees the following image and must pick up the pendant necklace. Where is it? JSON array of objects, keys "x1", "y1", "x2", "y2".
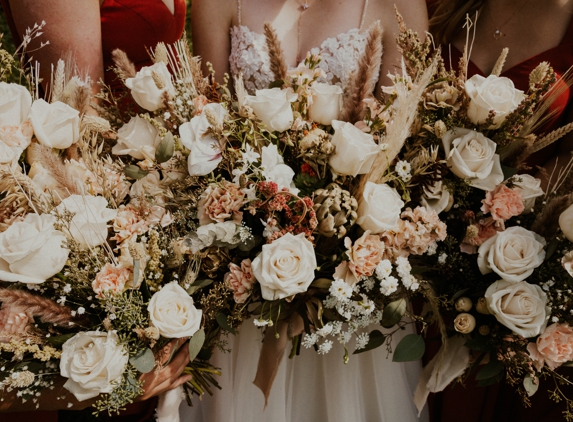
[{"x1": 487, "y1": 0, "x2": 532, "y2": 39}]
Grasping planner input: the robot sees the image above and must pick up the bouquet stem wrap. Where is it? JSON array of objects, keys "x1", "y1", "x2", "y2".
[{"x1": 156, "y1": 386, "x2": 184, "y2": 422}]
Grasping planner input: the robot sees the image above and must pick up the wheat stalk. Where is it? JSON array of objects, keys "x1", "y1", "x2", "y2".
[
  {"x1": 490, "y1": 48, "x2": 508, "y2": 77},
  {"x1": 530, "y1": 122, "x2": 573, "y2": 153},
  {"x1": 263, "y1": 23, "x2": 287, "y2": 82}
]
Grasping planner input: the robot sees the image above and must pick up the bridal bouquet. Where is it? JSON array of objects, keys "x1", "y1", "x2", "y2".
[
  {"x1": 0, "y1": 36, "x2": 226, "y2": 414},
  {"x1": 387, "y1": 17, "x2": 573, "y2": 413}
]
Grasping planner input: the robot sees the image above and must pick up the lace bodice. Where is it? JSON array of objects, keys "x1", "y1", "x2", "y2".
[{"x1": 230, "y1": 25, "x2": 380, "y2": 94}]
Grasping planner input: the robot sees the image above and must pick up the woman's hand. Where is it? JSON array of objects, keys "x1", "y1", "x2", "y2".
[{"x1": 138, "y1": 338, "x2": 192, "y2": 401}]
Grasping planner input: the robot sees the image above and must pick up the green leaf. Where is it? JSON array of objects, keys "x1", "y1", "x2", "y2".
[
  {"x1": 477, "y1": 370, "x2": 504, "y2": 387},
  {"x1": 451, "y1": 288, "x2": 470, "y2": 302},
  {"x1": 475, "y1": 359, "x2": 504, "y2": 381},
  {"x1": 155, "y1": 132, "x2": 175, "y2": 163},
  {"x1": 501, "y1": 165, "x2": 518, "y2": 180},
  {"x1": 353, "y1": 330, "x2": 386, "y2": 354},
  {"x1": 381, "y1": 298, "x2": 407, "y2": 328},
  {"x1": 187, "y1": 278, "x2": 214, "y2": 295},
  {"x1": 523, "y1": 374, "x2": 539, "y2": 397},
  {"x1": 268, "y1": 80, "x2": 285, "y2": 89},
  {"x1": 310, "y1": 278, "x2": 332, "y2": 289},
  {"x1": 188, "y1": 328, "x2": 206, "y2": 361},
  {"x1": 124, "y1": 164, "x2": 149, "y2": 180},
  {"x1": 46, "y1": 333, "x2": 75, "y2": 347},
  {"x1": 545, "y1": 238, "x2": 559, "y2": 260},
  {"x1": 216, "y1": 312, "x2": 236, "y2": 335},
  {"x1": 393, "y1": 334, "x2": 425, "y2": 362},
  {"x1": 130, "y1": 348, "x2": 155, "y2": 374}
]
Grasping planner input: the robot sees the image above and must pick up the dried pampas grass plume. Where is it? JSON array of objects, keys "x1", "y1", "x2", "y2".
[
  {"x1": 490, "y1": 48, "x2": 508, "y2": 77},
  {"x1": 263, "y1": 23, "x2": 287, "y2": 82},
  {"x1": 340, "y1": 21, "x2": 384, "y2": 123},
  {"x1": 27, "y1": 143, "x2": 80, "y2": 197},
  {"x1": 111, "y1": 49, "x2": 137, "y2": 80}
]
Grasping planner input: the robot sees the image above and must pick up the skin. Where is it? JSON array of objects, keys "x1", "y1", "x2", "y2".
[
  {"x1": 0, "y1": 338, "x2": 192, "y2": 412},
  {"x1": 191, "y1": 0, "x2": 429, "y2": 93}
]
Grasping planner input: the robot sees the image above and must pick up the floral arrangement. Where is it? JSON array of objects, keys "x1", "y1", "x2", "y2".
[{"x1": 385, "y1": 15, "x2": 573, "y2": 415}]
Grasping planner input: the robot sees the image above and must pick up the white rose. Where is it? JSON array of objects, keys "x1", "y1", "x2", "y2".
[
  {"x1": 466, "y1": 74, "x2": 525, "y2": 129},
  {"x1": 60, "y1": 331, "x2": 128, "y2": 401},
  {"x1": 356, "y1": 182, "x2": 404, "y2": 233},
  {"x1": 125, "y1": 62, "x2": 176, "y2": 112},
  {"x1": 148, "y1": 282, "x2": 202, "y2": 338},
  {"x1": 56, "y1": 195, "x2": 117, "y2": 248},
  {"x1": 511, "y1": 174, "x2": 544, "y2": 211},
  {"x1": 477, "y1": 226, "x2": 546, "y2": 283},
  {"x1": 485, "y1": 280, "x2": 549, "y2": 338},
  {"x1": 261, "y1": 144, "x2": 298, "y2": 194},
  {"x1": 112, "y1": 116, "x2": 161, "y2": 160},
  {"x1": 252, "y1": 232, "x2": 317, "y2": 300},
  {"x1": 328, "y1": 120, "x2": 379, "y2": 176},
  {"x1": 30, "y1": 99, "x2": 80, "y2": 149},
  {"x1": 246, "y1": 88, "x2": 297, "y2": 132},
  {"x1": 442, "y1": 128, "x2": 504, "y2": 191},
  {"x1": 179, "y1": 103, "x2": 228, "y2": 176},
  {"x1": 0, "y1": 213, "x2": 69, "y2": 284},
  {"x1": 559, "y1": 204, "x2": 573, "y2": 242},
  {"x1": 308, "y1": 83, "x2": 342, "y2": 125},
  {"x1": 0, "y1": 82, "x2": 32, "y2": 127},
  {"x1": 420, "y1": 180, "x2": 453, "y2": 214},
  {"x1": 0, "y1": 142, "x2": 19, "y2": 165},
  {"x1": 454, "y1": 313, "x2": 476, "y2": 334}
]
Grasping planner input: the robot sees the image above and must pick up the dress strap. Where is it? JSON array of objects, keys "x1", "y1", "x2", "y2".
[
  {"x1": 359, "y1": 0, "x2": 369, "y2": 30},
  {"x1": 237, "y1": 0, "x2": 242, "y2": 25}
]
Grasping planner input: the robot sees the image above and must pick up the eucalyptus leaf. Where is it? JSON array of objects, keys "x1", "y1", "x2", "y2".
[
  {"x1": 310, "y1": 278, "x2": 332, "y2": 289},
  {"x1": 523, "y1": 374, "x2": 539, "y2": 397},
  {"x1": 353, "y1": 330, "x2": 385, "y2": 354},
  {"x1": 392, "y1": 334, "x2": 425, "y2": 362},
  {"x1": 124, "y1": 164, "x2": 149, "y2": 180},
  {"x1": 216, "y1": 313, "x2": 236, "y2": 334},
  {"x1": 187, "y1": 278, "x2": 214, "y2": 295},
  {"x1": 475, "y1": 359, "x2": 504, "y2": 381},
  {"x1": 545, "y1": 238, "x2": 559, "y2": 260},
  {"x1": 46, "y1": 333, "x2": 75, "y2": 347},
  {"x1": 155, "y1": 132, "x2": 175, "y2": 163},
  {"x1": 188, "y1": 328, "x2": 206, "y2": 361},
  {"x1": 130, "y1": 348, "x2": 155, "y2": 374},
  {"x1": 501, "y1": 164, "x2": 518, "y2": 180},
  {"x1": 382, "y1": 298, "x2": 407, "y2": 328}
]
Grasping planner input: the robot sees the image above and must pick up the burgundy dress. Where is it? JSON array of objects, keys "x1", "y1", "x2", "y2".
[
  {"x1": 0, "y1": 0, "x2": 186, "y2": 420},
  {"x1": 426, "y1": 8, "x2": 573, "y2": 422}
]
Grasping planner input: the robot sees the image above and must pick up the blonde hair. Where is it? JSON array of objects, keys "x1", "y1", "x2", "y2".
[{"x1": 429, "y1": 0, "x2": 486, "y2": 45}]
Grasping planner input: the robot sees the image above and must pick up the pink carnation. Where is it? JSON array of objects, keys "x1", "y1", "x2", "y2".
[
  {"x1": 93, "y1": 263, "x2": 131, "y2": 298},
  {"x1": 192, "y1": 95, "x2": 210, "y2": 116},
  {"x1": 345, "y1": 231, "x2": 384, "y2": 281},
  {"x1": 224, "y1": 259, "x2": 255, "y2": 303},
  {"x1": 481, "y1": 184, "x2": 524, "y2": 222},
  {"x1": 460, "y1": 217, "x2": 501, "y2": 254},
  {"x1": 112, "y1": 205, "x2": 150, "y2": 243},
  {"x1": 529, "y1": 323, "x2": 573, "y2": 370},
  {"x1": 198, "y1": 181, "x2": 246, "y2": 226}
]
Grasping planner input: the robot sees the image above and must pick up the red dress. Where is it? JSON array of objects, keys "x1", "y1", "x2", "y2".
[
  {"x1": 0, "y1": 0, "x2": 186, "y2": 420},
  {"x1": 426, "y1": 7, "x2": 573, "y2": 422}
]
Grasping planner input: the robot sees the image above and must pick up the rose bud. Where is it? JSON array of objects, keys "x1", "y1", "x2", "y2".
[
  {"x1": 455, "y1": 297, "x2": 473, "y2": 312},
  {"x1": 454, "y1": 313, "x2": 476, "y2": 334},
  {"x1": 476, "y1": 297, "x2": 490, "y2": 314}
]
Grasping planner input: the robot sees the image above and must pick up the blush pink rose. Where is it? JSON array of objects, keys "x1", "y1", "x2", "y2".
[
  {"x1": 533, "y1": 323, "x2": 573, "y2": 370},
  {"x1": 92, "y1": 263, "x2": 131, "y2": 298},
  {"x1": 481, "y1": 184, "x2": 524, "y2": 222},
  {"x1": 197, "y1": 182, "x2": 246, "y2": 226},
  {"x1": 345, "y1": 231, "x2": 384, "y2": 281},
  {"x1": 224, "y1": 259, "x2": 255, "y2": 303}
]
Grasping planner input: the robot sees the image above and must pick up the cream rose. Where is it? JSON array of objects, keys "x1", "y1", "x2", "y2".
[
  {"x1": 252, "y1": 232, "x2": 317, "y2": 300},
  {"x1": 0, "y1": 82, "x2": 32, "y2": 127},
  {"x1": 179, "y1": 103, "x2": 228, "y2": 176},
  {"x1": 0, "y1": 142, "x2": 18, "y2": 165},
  {"x1": 477, "y1": 226, "x2": 546, "y2": 283},
  {"x1": 454, "y1": 313, "x2": 476, "y2": 334},
  {"x1": 112, "y1": 116, "x2": 161, "y2": 160},
  {"x1": 0, "y1": 213, "x2": 68, "y2": 284},
  {"x1": 148, "y1": 282, "x2": 202, "y2": 338},
  {"x1": 60, "y1": 331, "x2": 128, "y2": 401},
  {"x1": 511, "y1": 174, "x2": 544, "y2": 212},
  {"x1": 56, "y1": 195, "x2": 117, "y2": 249},
  {"x1": 328, "y1": 120, "x2": 379, "y2": 176},
  {"x1": 420, "y1": 180, "x2": 453, "y2": 214},
  {"x1": 308, "y1": 83, "x2": 342, "y2": 125},
  {"x1": 466, "y1": 74, "x2": 525, "y2": 129},
  {"x1": 485, "y1": 280, "x2": 549, "y2": 338},
  {"x1": 356, "y1": 182, "x2": 404, "y2": 233},
  {"x1": 125, "y1": 62, "x2": 176, "y2": 112},
  {"x1": 246, "y1": 88, "x2": 297, "y2": 132},
  {"x1": 442, "y1": 128, "x2": 504, "y2": 191},
  {"x1": 559, "y1": 204, "x2": 573, "y2": 242},
  {"x1": 30, "y1": 99, "x2": 80, "y2": 149}
]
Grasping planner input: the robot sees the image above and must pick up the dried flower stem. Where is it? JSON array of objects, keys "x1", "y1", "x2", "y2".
[{"x1": 263, "y1": 23, "x2": 287, "y2": 82}]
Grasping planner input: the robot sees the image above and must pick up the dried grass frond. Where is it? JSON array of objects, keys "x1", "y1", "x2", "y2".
[
  {"x1": 341, "y1": 21, "x2": 383, "y2": 123},
  {"x1": 531, "y1": 193, "x2": 573, "y2": 238},
  {"x1": 263, "y1": 23, "x2": 287, "y2": 82},
  {"x1": 165, "y1": 39, "x2": 205, "y2": 97},
  {"x1": 50, "y1": 59, "x2": 66, "y2": 103},
  {"x1": 529, "y1": 61, "x2": 551, "y2": 89},
  {"x1": 27, "y1": 143, "x2": 80, "y2": 196},
  {"x1": 153, "y1": 42, "x2": 169, "y2": 65},
  {"x1": 111, "y1": 49, "x2": 137, "y2": 80},
  {"x1": 490, "y1": 48, "x2": 508, "y2": 77},
  {"x1": 530, "y1": 122, "x2": 573, "y2": 154},
  {"x1": 498, "y1": 134, "x2": 536, "y2": 168}
]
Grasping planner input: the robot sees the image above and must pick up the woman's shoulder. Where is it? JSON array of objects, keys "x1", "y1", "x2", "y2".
[{"x1": 192, "y1": 0, "x2": 236, "y2": 26}]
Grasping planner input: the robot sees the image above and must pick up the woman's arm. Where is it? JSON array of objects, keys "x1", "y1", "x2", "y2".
[
  {"x1": 7, "y1": 0, "x2": 103, "y2": 94},
  {"x1": 191, "y1": 0, "x2": 235, "y2": 84}
]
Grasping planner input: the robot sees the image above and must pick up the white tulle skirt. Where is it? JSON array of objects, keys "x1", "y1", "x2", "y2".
[{"x1": 180, "y1": 320, "x2": 428, "y2": 422}]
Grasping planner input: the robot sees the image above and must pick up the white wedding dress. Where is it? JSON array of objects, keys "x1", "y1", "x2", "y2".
[{"x1": 180, "y1": 1, "x2": 428, "y2": 421}]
